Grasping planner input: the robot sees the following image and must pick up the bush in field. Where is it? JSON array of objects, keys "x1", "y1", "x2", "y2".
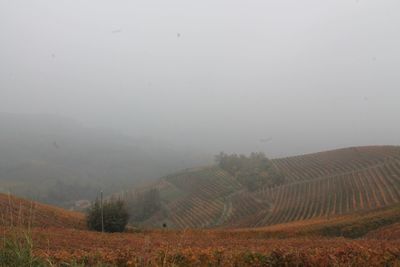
[
  {"x1": 86, "y1": 198, "x2": 129, "y2": 233},
  {"x1": 215, "y1": 152, "x2": 285, "y2": 191}
]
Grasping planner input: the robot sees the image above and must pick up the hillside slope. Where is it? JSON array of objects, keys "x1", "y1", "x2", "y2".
[
  {"x1": 0, "y1": 192, "x2": 85, "y2": 229},
  {"x1": 131, "y1": 146, "x2": 400, "y2": 229},
  {"x1": 0, "y1": 113, "x2": 209, "y2": 209},
  {"x1": 239, "y1": 202, "x2": 400, "y2": 238},
  {"x1": 366, "y1": 221, "x2": 400, "y2": 240}
]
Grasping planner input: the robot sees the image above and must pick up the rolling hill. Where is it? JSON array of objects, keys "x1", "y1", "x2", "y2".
[
  {"x1": 2, "y1": 147, "x2": 400, "y2": 266},
  {"x1": 0, "y1": 192, "x2": 85, "y2": 229},
  {"x1": 128, "y1": 145, "x2": 400, "y2": 229}
]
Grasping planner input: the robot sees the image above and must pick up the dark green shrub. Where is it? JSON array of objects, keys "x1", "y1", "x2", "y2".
[{"x1": 86, "y1": 198, "x2": 129, "y2": 233}]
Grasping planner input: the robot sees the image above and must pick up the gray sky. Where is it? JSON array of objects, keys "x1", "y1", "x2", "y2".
[{"x1": 1, "y1": 0, "x2": 400, "y2": 157}]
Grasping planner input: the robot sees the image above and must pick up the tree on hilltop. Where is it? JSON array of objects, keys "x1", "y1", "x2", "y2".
[{"x1": 215, "y1": 152, "x2": 285, "y2": 190}]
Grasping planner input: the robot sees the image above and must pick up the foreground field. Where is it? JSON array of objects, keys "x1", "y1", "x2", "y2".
[
  {"x1": 1, "y1": 201, "x2": 400, "y2": 266},
  {"x1": 10, "y1": 227, "x2": 397, "y2": 266},
  {"x1": 2, "y1": 190, "x2": 400, "y2": 266}
]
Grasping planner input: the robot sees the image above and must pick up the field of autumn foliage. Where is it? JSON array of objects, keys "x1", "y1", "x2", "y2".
[
  {"x1": 1, "y1": 192, "x2": 400, "y2": 266},
  {"x1": 0, "y1": 226, "x2": 398, "y2": 267}
]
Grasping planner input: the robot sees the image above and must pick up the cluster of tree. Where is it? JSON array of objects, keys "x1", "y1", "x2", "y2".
[
  {"x1": 215, "y1": 152, "x2": 285, "y2": 191},
  {"x1": 124, "y1": 188, "x2": 161, "y2": 222},
  {"x1": 86, "y1": 197, "x2": 129, "y2": 232}
]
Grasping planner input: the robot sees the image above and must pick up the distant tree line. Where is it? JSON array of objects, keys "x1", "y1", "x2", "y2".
[{"x1": 215, "y1": 152, "x2": 285, "y2": 191}]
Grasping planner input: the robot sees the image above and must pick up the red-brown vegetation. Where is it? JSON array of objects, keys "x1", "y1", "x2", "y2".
[
  {"x1": 0, "y1": 193, "x2": 85, "y2": 229},
  {"x1": 25, "y1": 228, "x2": 400, "y2": 266}
]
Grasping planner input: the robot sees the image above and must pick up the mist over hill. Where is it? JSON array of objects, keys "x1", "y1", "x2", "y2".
[{"x1": 0, "y1": 112, "x2": 211, "y2": 209}]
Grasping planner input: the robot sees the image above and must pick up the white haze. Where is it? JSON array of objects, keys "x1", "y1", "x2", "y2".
[{"x1": 1, "y1": 0, "x2": 400, "y2": 158}]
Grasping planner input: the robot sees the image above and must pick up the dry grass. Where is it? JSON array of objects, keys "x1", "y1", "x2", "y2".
[
  {"x1": 24, "y1": 227, "x2": 400, "y2": 266},
  {"x1": 0, "y1": 193, "x2": 85, "y2": 229}
]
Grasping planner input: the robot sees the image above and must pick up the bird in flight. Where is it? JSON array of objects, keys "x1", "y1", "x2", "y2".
[{"x1": 53, "y1": 141, "x2": 59, "y2": 149}]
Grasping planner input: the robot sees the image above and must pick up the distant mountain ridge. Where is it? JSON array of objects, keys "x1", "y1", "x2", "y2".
[
  {"x1": 0, "y1": 113, "x2": 209, "y2": 209},
  {"x1": 128, "y1": 146, "x2": 400, "y2": 229}
]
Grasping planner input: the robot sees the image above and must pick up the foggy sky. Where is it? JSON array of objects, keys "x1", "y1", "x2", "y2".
[{"x1": 1, "y1": 0, "x2": 400, "y2": 158}]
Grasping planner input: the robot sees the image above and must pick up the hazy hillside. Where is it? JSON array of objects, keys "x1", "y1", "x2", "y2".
[
  {"x1": 0, "y1": 113, "x2": 210, "y2": 209},
  {"x1": 127, "y1": 146, "x2": 400, "y2": 229},
  {"x1": 0, "y1": 192, "x2": 84, "y2": 229},
  {"x1": 2, "y1": 148, "x2": 400, "y2": 267}
]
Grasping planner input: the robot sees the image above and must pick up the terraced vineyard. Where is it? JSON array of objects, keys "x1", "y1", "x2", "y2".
[
  {"x1": 136, "y1": 146, "x2": 400, "y2": 229},
  {"x1": 143, "y1": 167, "x2": 242, "y2": 228},
  {"x1": 252, "y1": 160, "x2": 400, "y2": 226},
  {"x1": 271, "y1": 146, "x2": 400, "y2": 182},
  {"x1": 3, "y1": 146, "x2": 400, "y2": 267}
]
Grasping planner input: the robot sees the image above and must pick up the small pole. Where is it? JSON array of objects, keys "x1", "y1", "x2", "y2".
[{"x1": 101, "y1": 190, "x2": 104, "y2": 233}]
